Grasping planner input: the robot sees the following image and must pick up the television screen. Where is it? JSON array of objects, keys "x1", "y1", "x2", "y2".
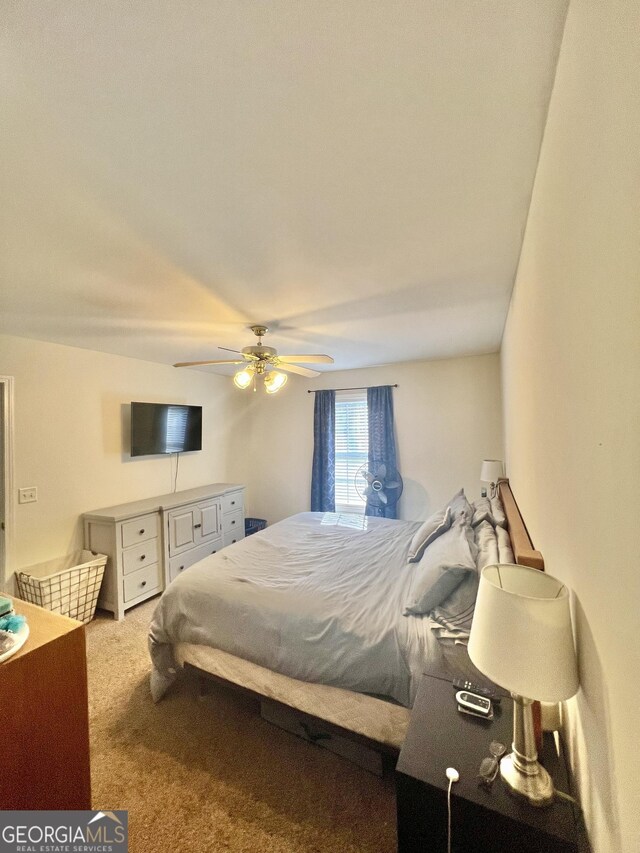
[{"x1": 130, "y1": 402, "x2": 202, "y2": 457}]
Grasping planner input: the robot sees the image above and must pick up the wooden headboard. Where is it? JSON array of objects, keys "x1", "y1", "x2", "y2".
[{"x1": 498, "y1": 480, "x2": 545, "y2": 571}]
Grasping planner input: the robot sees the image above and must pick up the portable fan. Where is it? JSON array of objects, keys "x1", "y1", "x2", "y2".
[{"x1": 355, "y1": 463, "x2": 404, "y2": 509}]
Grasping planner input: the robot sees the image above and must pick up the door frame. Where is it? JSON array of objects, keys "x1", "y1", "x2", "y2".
[{"x1": 0, "y1": 377, "x2": 15, "y2": 591}]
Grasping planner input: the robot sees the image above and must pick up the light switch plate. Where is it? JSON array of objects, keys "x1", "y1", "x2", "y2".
[{"x1": 18, "y1": 487, "x2": 38, "y2": 504}]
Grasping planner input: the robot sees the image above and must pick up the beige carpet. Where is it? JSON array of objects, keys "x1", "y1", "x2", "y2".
[{"x1": 85, "y1": 599, "x2": 397, "y2": 853}]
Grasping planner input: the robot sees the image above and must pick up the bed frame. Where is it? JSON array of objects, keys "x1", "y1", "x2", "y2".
[
  {"x1": 179, "y1": 480, "x2": 543, "y2": 763},
  {"x1": 498, "y1": 480, "x2": 544, "y2": 571}
]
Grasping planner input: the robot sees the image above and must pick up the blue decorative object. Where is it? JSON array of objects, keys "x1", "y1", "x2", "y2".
[
  {"x1": 0, "y1": 614, "x2": 27, "y2": 633},
  {"x1": 311, "y1": 389, "x2": 336, "y2": 512},
  {"x1": 366, "y1": 385, "x2": 399, "y2": 519}
]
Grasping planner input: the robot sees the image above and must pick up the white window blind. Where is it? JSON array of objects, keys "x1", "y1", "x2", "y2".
[{"x1": 334, "y1": 390, "x2": 368, "y2": 512}]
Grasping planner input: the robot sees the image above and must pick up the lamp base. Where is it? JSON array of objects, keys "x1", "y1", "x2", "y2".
[{"x1": 500, "y1": 753, "x2": 554, "y2": 807}]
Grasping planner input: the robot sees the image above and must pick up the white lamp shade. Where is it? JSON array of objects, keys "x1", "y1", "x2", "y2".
[
  {"x1": 480, "y1": 459, "x2": 504, "y2": 483},
  {"x1": 468, "y1": 564, "x2": 579, "y2": 702}
]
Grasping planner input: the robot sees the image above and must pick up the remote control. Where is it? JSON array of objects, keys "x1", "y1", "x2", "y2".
[
  {"x1": 457, "y1": 703, "x2": 494, "y2": 721},
  {"x1": 455, "y1": 690, "x2": 493, "y2": 716},
  {"x1": 453, "y1": 677, "x2": 501, "y2": 704}
]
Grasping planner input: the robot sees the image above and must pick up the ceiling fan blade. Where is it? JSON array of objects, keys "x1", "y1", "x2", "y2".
[
  {"x1": 277, "y1": 354, "x2": 334, "y2": 364},
  {"x1": 173, "y1": 359, "x2": 245, "y2": 367},
  {"x1": 219, "y1": 347, "x2": 259, "y2": 360},
  {"x1": 275, "y1": 363, "x2": 320, "y2": 378}
]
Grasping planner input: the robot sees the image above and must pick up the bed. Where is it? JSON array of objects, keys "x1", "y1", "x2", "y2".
[{"x1": 148, "y1": 480, "x2": 541, "y2": 755}]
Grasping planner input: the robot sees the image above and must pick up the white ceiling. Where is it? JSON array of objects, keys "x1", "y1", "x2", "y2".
[{"x1": 0, "y1": 1, "x2": 568, "y2": 374}]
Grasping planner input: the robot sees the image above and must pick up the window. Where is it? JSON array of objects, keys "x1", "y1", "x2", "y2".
[{"x1": 334, "y1": 391, "x2": 368, "y2": 512}]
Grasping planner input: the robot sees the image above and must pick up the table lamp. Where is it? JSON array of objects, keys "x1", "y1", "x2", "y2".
[
  {"x1": 480, "y1": 460, "x2": 504, "y2": 497},
  {"x1": 468, "y1": 563, "x2": 579, "y2": 807}
]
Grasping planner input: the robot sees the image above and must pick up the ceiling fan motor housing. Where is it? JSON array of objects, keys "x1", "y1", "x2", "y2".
[{"x1": 242, "y1": 345, "x2": 277, "y2": 359}]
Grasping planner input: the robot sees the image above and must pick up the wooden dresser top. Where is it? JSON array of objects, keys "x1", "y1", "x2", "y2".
[{"x1": 1, "y1": 596, "x2": 83, "y2": 665}]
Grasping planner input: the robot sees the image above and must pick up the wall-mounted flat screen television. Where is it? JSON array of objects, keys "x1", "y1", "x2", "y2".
[{"x1": 130, "y1": 402, "x2": 202, "y2": 457}]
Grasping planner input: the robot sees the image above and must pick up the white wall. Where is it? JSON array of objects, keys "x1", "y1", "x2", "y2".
[
  {"x1": 0, "y1": 334, "x2": 243, "y2": 586},
  {"x1": 229, "y1": 354, "x2": 503, "y2": 525},
  {"x1": 501, "y1": 2, "x2": 640, "y2": 850}
]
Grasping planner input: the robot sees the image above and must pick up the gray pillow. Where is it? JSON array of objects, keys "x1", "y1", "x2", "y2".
[
  {"x1": 471, "y1": 497, "x2": 493, "y2": 527},
  {"x1": 404, "y1": 520, "x2": 477, "y2": 615},
  {"x1": 448, "y1": 488, "x2": 473, "y2": 524},
  {"x1": 407, "y1": 506, "x2": 452, "y2": 563},
  {"x1": 430, "y1": 571, "x2": 480, "y2": 637}
]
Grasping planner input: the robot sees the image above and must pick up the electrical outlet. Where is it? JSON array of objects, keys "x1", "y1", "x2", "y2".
[{"x1": 18, "y1": 487, "x2": 38, "y2": 504}]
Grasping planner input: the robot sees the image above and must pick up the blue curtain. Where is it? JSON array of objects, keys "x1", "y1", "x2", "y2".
[
  {"x1": 366, "y1": 385, "x2": 399, "y2": 519},
  {"x1": 311, "y1": 390, "x2": 336, "y2": 512}
]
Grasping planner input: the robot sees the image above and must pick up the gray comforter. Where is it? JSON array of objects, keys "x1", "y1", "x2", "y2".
[{"x1": 149, "y1": 512, "x2": 441, "y2": 706}]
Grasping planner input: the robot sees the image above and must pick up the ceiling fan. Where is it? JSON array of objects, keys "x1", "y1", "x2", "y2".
[{"x1": 174, "y1": 325, "x2": 334, "y2": 393}]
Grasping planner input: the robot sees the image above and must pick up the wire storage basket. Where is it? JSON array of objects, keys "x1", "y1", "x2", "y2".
[{"x1": 16, "y1": 550, "x2": 107, "y2": 624}]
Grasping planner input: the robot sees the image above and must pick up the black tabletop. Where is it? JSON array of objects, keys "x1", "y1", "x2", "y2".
[{"x1": 397, "y1": 672, "x2": 579, "y2": 845}]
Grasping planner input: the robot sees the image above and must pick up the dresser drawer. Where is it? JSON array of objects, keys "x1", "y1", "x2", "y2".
[
  {"x1": 221, "y1": 491, "x2": 242, "y2": 515},
  {"x1": 122, "y1": 538, "x2": 158, "y2": 575},
  {"x1": 123, "y1": 563, "x2": 162, "y2": 602},
  {"x1": 168, "y1": 538, "x2": 222, "y2": 582},
  {"x1": 223, "y1": 530, "x2": 243, "y2": 548},
  {"x1": 121, "y1": 514, "x2": 159, "y2": 548},
  {"x1": 222, "y1": 509, "x2": 243, "y2": 535},
  {"x1": 168, "y1": 554, "x2": 190, "y2": 582}
]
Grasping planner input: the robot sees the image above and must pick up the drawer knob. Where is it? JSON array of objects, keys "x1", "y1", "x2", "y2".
[
  {"x1": 232, "y1": 539, "x2": 237, "y2": 544},
  {"x1": 139, "y1": 528, "x2": 145, "y2": 535},
  {"x1": 140, "y1": 554, "x2": 146, "y2": 561},
  {"x1": 194, "y1": 523, "x2": 202, "y2": 529},
  {"x1": 141, "y1": 580, "x2": 147, "y2": 587},
  {"x1": 231, "y1": 501, "x2": 236, "y2": 506},
  {"x1": 231, "y1": 520, "x2": 236, "y2": 525},
  {"x1": 179, "y1": 565, "x2": 185, "y2": 572},
  {"x1": 211, "y1": 550, "x2": 216, "y2": 554}
]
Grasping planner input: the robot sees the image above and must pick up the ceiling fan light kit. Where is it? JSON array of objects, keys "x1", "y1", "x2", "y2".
[
  {"x1": 175, "y1": 325, "x2": 334, "y2": 395},
  {"x1": 233, "y1": 367, "x2": 255, "y2": 390},
  {"x1": 263, "y1": 371, "x2": 288, "y2": 394}
]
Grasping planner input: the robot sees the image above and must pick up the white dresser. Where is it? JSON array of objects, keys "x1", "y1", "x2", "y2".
[{"x1": 84, "y1": 484, "x2": 245, "y2": 619}]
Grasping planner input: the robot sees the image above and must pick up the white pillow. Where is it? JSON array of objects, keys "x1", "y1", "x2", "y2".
[
  {"x1": 474, "y1": 519, "x2": 499, "y2": 571},
  {"x1": 497, "y1": 524, "x2": 515, "y2": 564},
  {"x1": 404, "y1": 520, "x2": 477, "y2": 615},
  {"x1": 490, "y1": 495, "x2": 507, "y2": 528},
  {"x1": 471, "y1": 497, "x2": 493, "y2": 527},
  {"x1": 407, "y1": 506, "x2": 452, "y2": 563}
]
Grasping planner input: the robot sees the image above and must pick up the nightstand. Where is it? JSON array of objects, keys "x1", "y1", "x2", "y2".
[
  {"x1": 395, "y1": 672, "x2": 580, "y2": 853},
  {"x1": 1, "y1": 597, "x2": 91, "y2": 808}
]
